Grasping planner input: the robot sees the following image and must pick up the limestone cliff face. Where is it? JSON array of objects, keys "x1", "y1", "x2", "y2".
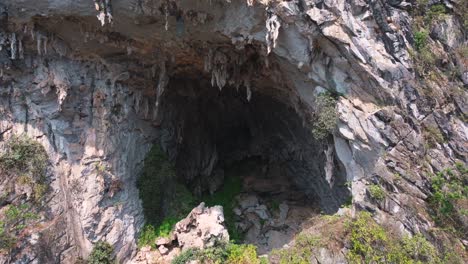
[{"x1": 0, "y1": 0, "x2": 466, "y2": 263}]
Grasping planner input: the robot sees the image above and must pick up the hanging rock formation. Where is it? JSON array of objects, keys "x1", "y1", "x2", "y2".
[{"x1": 0, "y1": 0, "x2": 466, "y2": 263}]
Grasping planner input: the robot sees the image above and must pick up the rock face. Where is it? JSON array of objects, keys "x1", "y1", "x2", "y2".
[
  {"x1": 133, "y1": 203, "x2": 229, "y2": 264},
  {"x1": 174, "y1": 203, "x2": 229, "y2": 250},
  {"x1": 0, "y1": 0, "x2": 466, "y2": 263}
]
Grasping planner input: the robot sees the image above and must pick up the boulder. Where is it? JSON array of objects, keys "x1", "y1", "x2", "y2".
[{"x1": 174, "y1": 202, "x2": 229, "y2": 250}]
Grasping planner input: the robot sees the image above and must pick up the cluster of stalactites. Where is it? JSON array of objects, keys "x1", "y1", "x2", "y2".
[
  {"x1": 265, "y1": 7, "x2": 280, "y2": 54},
  {"x1": 132, "y1": 60, "x2": 169, "y2": 120},
  {"x1": 95, "y1": 0, "x2": 113, "y2": 26},
  {"x1": 154, "y1": 60, "x2": 168, "y2": 119},
  {"x1": 204, "y1": 49, "x2": 253, "y2": 102},
  {"x1": 0, "y1": 32, "x2": 24, "y2": 60},
  {"x1": 30, "y1": 26, "x2": 49, "y2": 56}
]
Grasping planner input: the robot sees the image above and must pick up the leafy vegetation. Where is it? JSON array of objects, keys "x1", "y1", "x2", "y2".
[
  {"x1": 138, "y1": 217, "x2": 179, "y2": 248},
  {"x1": 0, "y1": 135, "x2": 49, "y2": 252},
  {"x1": 346, "y1": 212, "x2": 389, "y2": 263},
  {"x1": 271, "y1": 233, "x2": 321, "y2": 264},
  {"x1": 0, "y1": 135, "x2": 49, "y2": 202},
  {"x1": 88, "y1": 241, "x2": 115, "y2": 264},
  {"x1": 346, "y1": 212, "x2": 441, "y2": 264},
  {"x1": 136, "y1": 145, "x2": 197, "y2": 248},
  {"x1": 226, "y1": 244, "x2": 260, "y2": 264},
  {"x1": 425, "y1": 4, "x2": 447, "y2": 24},
  {"x1": 429, "y1": 163, "x2": 467, "y2": 236},
  {"x1": 368, "y1": 184, "x2": 386, "y2": 201},
  {"x1": 172, "y1": 242, "x2": 262, "y2": 264},
  {"x1": 423, "y1": 125, "x2": 445, "y2": 148},
  {"x1": 311, "y1": 92, "x2": 338, "y2": 140},
  {"x1": 137, "y1": 145, "x2": 177, "y2": 225},
  {"x1": 0, "y1": 204, "x2": 39, "y2": 252},
  {"x1": 413, "y1": 30, "x2": 429, "y2": 51}
]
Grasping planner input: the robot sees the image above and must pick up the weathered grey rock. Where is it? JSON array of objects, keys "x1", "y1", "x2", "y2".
[
  {"x1": 174, "y1": 203, "x2": 229, "y2": 250},
  {"x1": 0, "y1": 0, "x2": 465, "y2": 263},
  {"x1": 158, "y1": 245, "x2": 169, "y2": 255}
]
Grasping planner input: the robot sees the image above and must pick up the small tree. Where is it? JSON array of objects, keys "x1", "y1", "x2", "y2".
[{"x1": 88, "y1": 241, "x2": 114, "y2": 264}]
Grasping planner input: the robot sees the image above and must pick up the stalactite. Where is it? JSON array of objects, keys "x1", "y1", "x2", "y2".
[
  {"x1": 165, "y1": 4, "x2": 169, "y2": 31},
  {"x1": 10, "y1": 33, "x2": 17, "y2": 59},
  {"x1": 204, "y1": 48, "x2": 213, "y2": 72},
  {"x1": 143, "y1": 98, "x2": 149, "y2": 119},
  {"x1": 134, "y1": 90, "x2": 142, "y2": 113},
  {"x1": 0, "y1": 32, "x2": 7, "y2": 51},
  {"x1": 210, "y1": 51, "x2": 228, "y2": 90},
  {"x1": 95, "y1": 0, "x2": 113, "y2": 26},
  {"x1": 126, "y1": 45, "x2": 133, "y2": 56},
  {"x1": 247, "y1": 0, "x2": 254, "y2": 6},
  {"x1": 154, "y1": 61, "x2": 168, "y2": 119},
  {"x1": 30, "y1": 25, "x2": 35, "y2": 40},
  {"x1": 97, "y1": 12, "x2": 106, "y2": 26},
  {"x1": 96, "y1": 64, "x2": 103, "y2": 79},
  {"x1": 265, "y1": 7, "x2": 280, "y2": 54},
  {"x1": 18, "y1": 36, "x2": 23, "y2": 59},
  {"x1": 36, "y1": 36, "x2": 41, "y2": 56},
  {"x1": 35, "y1": 32, "x2": 48, "y2": 56},
  {"x1": 245, "y1": 78, "x2": 252, "y2": 102},
  {"x1": 84, "y1": 32, "x2": 90, "y2": 43},
  {"x1": 105, "y1": 0, "x2": 113, "y2": 24},
  {"x1": 43, "y1": 36, "x2": 48, "y2": 55}
]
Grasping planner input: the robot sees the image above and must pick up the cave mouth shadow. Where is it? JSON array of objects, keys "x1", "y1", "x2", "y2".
[{"x1": 157, "y1": 77, "x2": 351, "y2": 251}]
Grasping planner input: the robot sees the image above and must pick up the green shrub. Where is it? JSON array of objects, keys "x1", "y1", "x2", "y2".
[
  {"x1": 414, "y1": 30, "x2": 429, "y2": 51},
  {"x1": 429, "y1": 164, "x2": 467, "y2": 235},
  {"x1": 138, "y1": 216, "x2": 182, "y2": 248},
  {"x1": 311, "y1": 93, "x2": 338, "y2": 140},
  {"x1": 172, "y1": 248, "x2": 199, "y2": 264},
  {"x1": 271, "y1": 233, "x2": 320, "y2": 264},
  {"x1": 88, "y1": 241, "x2": 114, "y2": 264},
  {"x1": 0, "y1": 135, "x2": 49, "y2": 202},
  {"x1": 0, "y1": 204, "x2": 39, "y2": 252},
  {"x1": 137, "y1": 224, "x2": 157, "y2": 248},
  {"x1": 226, "y1": 244, "x2": 260, "y2": 264},
  {"x1": 423, "y1": 125, "x2": 445, "y2": 148},
  {"x1": 197, "y1": 246, "x2": 228, "y2": 263},
  {"x1": 426, "y1": 4, "x2": 447, "y2": 24},
  {"x1": 346, "y1": 212, "x2": 388, "y2": 263},
  {"x1": 172, "y1": 243, "x2": 261, "y2": 264},
  {"x1": 368, "y1": 184, "x2": 386, "y2": 201},
  {"x1": 346, "y1": 212, "x2": 445, "y2": 263},
  {"x1": 399, "y1": 234, "x2": 438, "y2": 263}
]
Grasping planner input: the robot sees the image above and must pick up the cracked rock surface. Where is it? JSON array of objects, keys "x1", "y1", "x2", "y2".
[{"x1": 0, "y1": 0, "x2": 466, "y2": 263}]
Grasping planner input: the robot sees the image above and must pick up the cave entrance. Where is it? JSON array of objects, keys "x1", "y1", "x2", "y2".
[{"x1": 157, "y1": 75, "x2": 350, "y2": 252}]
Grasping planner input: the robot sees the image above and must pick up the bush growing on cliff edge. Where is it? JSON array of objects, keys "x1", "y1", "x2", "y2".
[
  {"x1": 429, "y1": 163, "x2": 468, "y2": 236},
  {"x1": 0, "y1": 204, "x2": 39, "y2": 252},
  {"x1": 311, "y1": 92, "x2": 338, "y2": 140},
  {"x1": 346, "y1": 212, "x2": 441, "y2": 263},
  {"x1": 367, "y1": 184, "x2": 386, "y2": 201},
  {"x1": 88, "y1": 241, "x2": 115, "y2": 264},
  {"x1": 0, "y1": 135, "x2": 49, "y2": 202},
  {"x1": 271, "y1": 233, "x2": 321, "y2": 264},
  {"x1": 172, "y1": 242, "x2": 261, "y2": 264}
]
